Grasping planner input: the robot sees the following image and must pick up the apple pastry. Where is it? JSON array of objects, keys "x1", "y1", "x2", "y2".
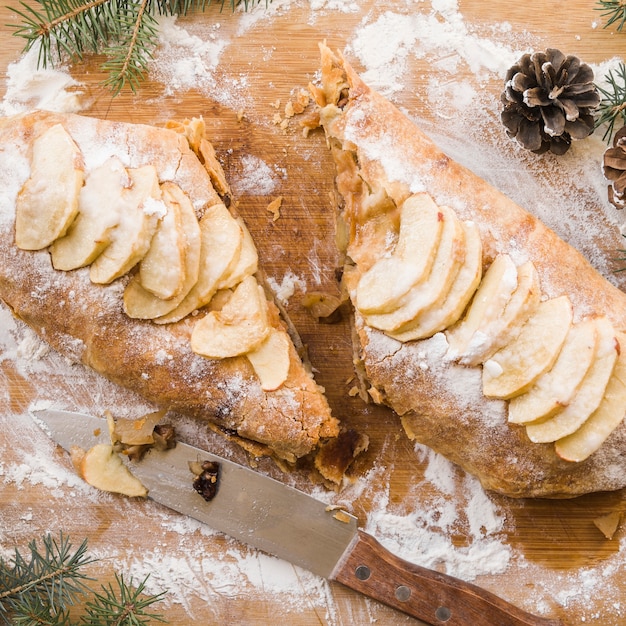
[
  {"x1": 312, "y1": 43, "x2": 626, "y2": 497},
  {"x1": 0, "y1": 110, "x2": 362, "y2": 482}
]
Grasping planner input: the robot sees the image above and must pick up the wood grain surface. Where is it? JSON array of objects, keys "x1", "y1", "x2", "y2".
[{"x1": 1, "y1": 1, "x2": 626, "y2": 625}]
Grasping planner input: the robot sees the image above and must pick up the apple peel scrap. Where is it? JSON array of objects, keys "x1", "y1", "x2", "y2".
[
  {"x1": 351, "y1": 189, "x2": 626, "y2": 462},
  {"x1": 14, "y1": 120, "x2": 289, "y2": 392}
]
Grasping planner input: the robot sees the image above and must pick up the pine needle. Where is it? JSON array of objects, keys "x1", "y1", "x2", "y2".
[
  {"x1": 81, "y1": 574, "x2": 167, "y2": 625},
  {"x1": 596, "y1": 62, "x2": 626, "y2": 142},
  {"x1": 0, "y1": 533, "x2": 94, "y2": 625},
  {"x1": 596, "y1": 0, "x2": 626, "y2": 32},
  {"x1": 0, "y1": 533, "x2": 167, "y2": 625}
]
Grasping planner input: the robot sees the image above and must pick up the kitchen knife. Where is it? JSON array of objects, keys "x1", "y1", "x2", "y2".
[{"x1": 33, "y1": 408, "x2": 563, "y2": 626}]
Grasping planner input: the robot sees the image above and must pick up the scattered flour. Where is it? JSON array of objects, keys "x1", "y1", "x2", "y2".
[
  {"x1": 361, "y1": 444, "x2": 512, "y2": 582},
  {"x1": 266, "y1": 270, "x2": 307, "y2": 305},
  {"x1": 231, "y1": 153, "x2": 284, "y2": 195},
  {"x1": 0, "y1": 45, "x2": 86, "y2": 116},
  {"x1": 348, "y1": 5, "x2": 524, "y2": 96},
  {"x1": 149, "y1": 16, "x2": 240, "y2": 104}
]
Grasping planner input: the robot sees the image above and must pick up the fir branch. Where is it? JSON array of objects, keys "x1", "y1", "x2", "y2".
[
  {"x1": 81, "y1": 574, "x2": 167, "y2": 626},
  {"x1": 596, "y1": 62, "x2": 626, "y2": 141},
  {"x1": 0, "y1": 533, "x2": 94, "y2": 625},
  {"x1": 596, "y1": 0, "x2": 626, "y2": 31},
  {"x1": 0, "y1": 533, "x2": 168, "y2": 625},
  {"x1": 7, "y1": 0, "x2": 269, "y2": 94},
  {"x1": 100, "y1": 0, "x2": 159, "y2": 95}
]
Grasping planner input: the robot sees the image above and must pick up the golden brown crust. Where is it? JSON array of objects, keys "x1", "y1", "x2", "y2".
[
  {"x1": 0, "y1": 110, "x2": 339, "y2": 467},
  {"x1": 317, "y1": 45, "x2": 626, "y2": 497}
]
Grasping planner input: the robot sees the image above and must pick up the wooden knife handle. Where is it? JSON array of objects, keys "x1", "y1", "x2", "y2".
[{"x1": 332, "y1": 530, "x2": 564, "y2": 626}]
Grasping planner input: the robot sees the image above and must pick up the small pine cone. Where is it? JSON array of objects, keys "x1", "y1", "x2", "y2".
[
  {"x1": 603, "y1": 126, "x2": 626, "y2": 209},
  {"x1": 501, "y1": 49, "x2": 600, "y2": 155}
]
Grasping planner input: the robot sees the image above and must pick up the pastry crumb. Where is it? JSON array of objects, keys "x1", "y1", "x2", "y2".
[
  {"x1": 266, "y1": 196, "x2": 282, "y2": 221},
  {"x1": 593, "y1": 511, "x2": 622, "y2": 539}
]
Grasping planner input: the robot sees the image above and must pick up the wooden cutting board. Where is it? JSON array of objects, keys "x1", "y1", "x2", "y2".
[{"x1": 1, "y1": 1, "x2": 625, "y2": 624}]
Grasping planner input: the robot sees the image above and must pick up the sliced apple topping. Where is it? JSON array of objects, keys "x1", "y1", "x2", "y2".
[
  {"x1": 138, "y1": 183, "x2": 187, "y2": 300},
  {"x1": 389, "y1": 220, "x2": 483, "y2": 342},
  {"x1": 461, "y1": 260, "x2": 541, "y2": 367},
  {"x1": 555, "y1": 333, "x2": 626, "y2": 461},
  {"x1": 16, "y1": 123, "x2": 85, "y2": 250},
  {"x1": 246, "y1": 328, "x2": 291, "y2": 391},
  {"x1": 216, "y1": 218, "x2": 259, "y2": 290},
  {"x1": 190, "y1": 275, "x2": 270, "y2": 359},
  {"x1": 355, "y1": 193, "x2": 444, "y2": 315},
  {"x1": 482, "y1": 295, "x2": 573, "y2": 400},
  {"x1": 15, "y1": 121, "x2": 292, "y2": 394},
  {"x1": 50, "y1": 156, "x2": 129, "y2": 271},
  {"x1": 90, "y1": 164, "x2": 165, "y2": 284},
  {"x1": 508, "y1": 318, "x2": 598, "y2": 425},
  {"x1": 123, "y1": 182, "x2": 202, "y2": 320},
  {"x1": 76, "y1": 442, "x2": 148, "y2": 498},
  {"x1": 526, "y1": 316, "x2": 619, "y2": 443},
  {"x1": 364, "y1": 205, "x2": 466, "y2": 332},
  {"x1": 342, "y1": 178, "x2": 626, "y2": 459},
  {"x1": 152, "y1": 203, "x2": 249, "y2": 324},
  {"x1": 445, "y1": 254, "x2": 519, "y2": 361}
]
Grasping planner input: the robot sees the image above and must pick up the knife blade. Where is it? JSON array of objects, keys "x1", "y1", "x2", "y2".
[{"x1": 33, "y1": 408, "x2": 564, "y2": 626}]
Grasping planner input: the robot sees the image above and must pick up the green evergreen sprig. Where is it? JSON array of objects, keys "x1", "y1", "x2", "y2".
[
  {"x1": 81, "y1": 574, "x2": 166, "y2": 626},
  {"x1": 596, "y1": 62, "x2": 626, "y2": 142},
  {"x1": 7, "y1": 0, "x2": 267, "y2": 94},
  {"x1": 0, "y1": 533, "x2": 93, "y2": 624},
  {"x1": 596, "y1": 0, "x2": 626, "y2": 32},
  {"x1": 0, "y1": 533, "x2": 167, "y2": 625}
]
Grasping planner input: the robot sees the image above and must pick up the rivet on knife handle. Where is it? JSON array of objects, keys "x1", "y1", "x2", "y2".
[{"x1": 332, "y1": 530, "x2": 565, "y2": 626}]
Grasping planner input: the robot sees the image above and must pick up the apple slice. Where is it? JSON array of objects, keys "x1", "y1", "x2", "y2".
[
  {"x1": 153, "y1": 203, "x2": 247, "y2": 324},
  {"x1": 90, "y1": 165, "x2": 165, "y2": 284},
  {"x1": 364, "y1": 205, "x2": 465, "y2": 332},
  {"x1": 78, "y1": 443, "x2": 148, "y2": 497},
  {"x1": 215, "y1": 217, "x2": 259, "y2": 290},
  {"x1": 526, "y1": 316, "x2": 619, "y2": 443},
  {"x1": 50, "y1": 156, "x2": 130, "y2": 270},
  {"x1": 138, "y1": 182, "x2": 187, "y2": 300},
  {"x1": 555, "y1": 332, "x2": 626, "y2": 461},
  {"x1": 355, "y1": 193, "x2": 444, "y2": 315},
  {"x1": 508, "y1": 318, "x2": 598, "y2": 425},
  {"x1": 190, "y1": 275, "x2": 270, "y2": 359},
  {"x1": 389, "y1": 220, "x2": 483, "y2": 342},
  {"x1": 16, "y1": 123, "x2": 84, "y2": 250},
  {"x1": 461, "y1": 260, "x2": 541, "y2": 366},
  {"x1": 482, "y1": 295, "x2": 573, "y2": 400},
  {"x1": 246, "y1": 328, "x2": 291, "y2": 391},
  {"x1": 111, "y1": 409, "x2": 166, "y2": 446},
  {"x1": 446, "y1": 254, "x2": 519, "y2": 360},
  {"x1": 123, "y1": 183, "x2": 202, "y2": 320}
]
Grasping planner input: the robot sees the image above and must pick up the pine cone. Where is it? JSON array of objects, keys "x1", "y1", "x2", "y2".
[
  {"x1": 501, "y1": 49, "x2": 600, "y2": 155},
  {"x1": 603, "y1": 126, "x2": 626, "y2": 209}
]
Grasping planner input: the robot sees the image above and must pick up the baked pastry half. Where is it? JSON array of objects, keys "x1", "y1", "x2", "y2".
[
  {"x1": 0, "y1": 110, "x2": 363, "y2": 482},
  {"x1": 312, "y1": 43, "x2": 626, "y2": 497}
]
